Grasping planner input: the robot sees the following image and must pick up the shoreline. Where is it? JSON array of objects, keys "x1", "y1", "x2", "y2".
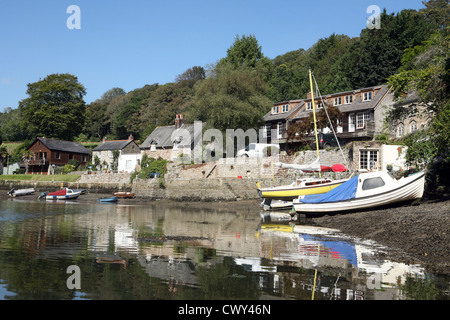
[{"x1": 1, "y1": 188, "x2": 448, "y2": 275}]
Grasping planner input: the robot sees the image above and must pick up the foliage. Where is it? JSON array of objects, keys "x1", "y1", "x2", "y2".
[{"x1": 18, "y1": 73, "x2": 86, "y2": 141}]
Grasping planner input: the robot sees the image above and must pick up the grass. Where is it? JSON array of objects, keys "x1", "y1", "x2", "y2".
[{"x1": 0, "y1": 174, "x2": 81, "y2": 182}]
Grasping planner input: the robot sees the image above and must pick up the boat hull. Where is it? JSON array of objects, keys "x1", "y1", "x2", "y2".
[
  {"x1": 8, "y1": 188, "x2": 35, "y2": 197},
  {"x1": 46, "y1": 193, "x2": 81, "y2": 200},
  {"x1": 293, "y1": 172, "x2": 425, "y2": 214},
  {"x1": 258, "y1": 179, "x2": 347, "y2": 200}
]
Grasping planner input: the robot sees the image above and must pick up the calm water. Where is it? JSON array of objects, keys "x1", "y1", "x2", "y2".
[{"x1": 0, "y1": 198, "x2": 448, "y2": 300}]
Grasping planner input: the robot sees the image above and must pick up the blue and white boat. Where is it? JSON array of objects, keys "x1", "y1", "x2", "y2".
[
  {"x1": 99, "y1": 196, "x2": 118, "y2": 203},
  {"x1": 292, "y1": 170, "x2": 426, "y2": 215}
]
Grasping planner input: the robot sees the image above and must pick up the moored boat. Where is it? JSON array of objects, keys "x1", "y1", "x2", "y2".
[
  {"x1": 8, "y1": 188, "x2": 35, "y2": 197},
  {"x1": 113, "y1": 192, "x2": 135, "y2": 198},
  {"x1": 99, "y1": 196, "x2": 118, "y2": 203},
  {"x1": 292, "y1": 170, "x2": 426, "y2": 215},
  {"x1": 41, "y1": 188, "x2": 82, "y2": 200}
]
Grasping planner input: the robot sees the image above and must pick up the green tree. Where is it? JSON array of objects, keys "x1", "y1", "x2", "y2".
[
  {"x1": 18, "y1": 73, "x2": 86, "y2": 140},
  {"x1": 188, "y1": 65, "x2": 272, "y2": 133}
]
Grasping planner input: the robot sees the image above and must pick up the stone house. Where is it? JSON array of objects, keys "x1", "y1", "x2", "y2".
[
  {"x1": 140, "y1": 114, "x2": 204, "y2": 162},
  {"x1": 92, "y1": 135, "x2": 141, "y2": 173},
  {"x1": 263, "y1": 84, "x2": 393, "y2": 149},
  {"x1": 26, "y1": 137, "x2": 90, "y2": 174}
]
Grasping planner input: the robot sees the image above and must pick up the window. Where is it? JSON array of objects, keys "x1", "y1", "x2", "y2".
[
  {"x1": 55, "y1": 152, "x2": 61, "y2": 160},
  {"x1": 273, "y1": 106, "x2": 279, "y2": 114},
  {"x1": 360, "y1": 150, "x2": 378, "y2": 171},
  {"x1": 306, "y1": 102, "x2": 312, "y2": 110},
  {"x1": 334, "y1": 97, "x2": 342, "y2": 106},
  {"x1": 357, "y1": 112, "x2": 371, "y2": 129},
  {"x1": 348, "y1": 114, "x2": 355, "y2": 132},
  {"x1": 282, "y1": 104, "x2": 289, "y2": 113},
  {"x1": 362, "y1": 177, "x2": 385, "y2": 190},
  {"x1": 82, "y1": 155, "x2": 87, "y2": 162},
  {"x1": 261, "y1": 125, "x2": 269, "y2": 138},
  {"x1": 397, "y1": 123, "x2": 404, "y2": 137},
  {"x1": 277, "y1": 122, "x2": 285, "y2": 139},
  {"x1": 125, "y1": 160, "x2": 132, "y2": 169},
  {"x1": 363, "y1": 91, "x2": 373, "y2": 101},
  {"x1": 345, "y1": 95, "x2": 353, "y2": 104},
  {"x1": 410, "y1": 121, "x2": 417, "y2": 133}
]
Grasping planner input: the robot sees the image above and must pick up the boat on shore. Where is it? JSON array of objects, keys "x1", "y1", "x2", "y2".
[
  {"x1": 40, "y1": 188, "x2": 82, "y2": 200},
  {"x1": 292, "y1": 170, "x2": 426, "y2": 215},
  {"x1": 7, "y1": 188, "x2": 35, "y2": 197},
  {"x1": 113, "y1": 192, "x2": 135, "y2": 199},
  {"x1": 99, "y1": 196, "x2": 118, "y2": 203}
]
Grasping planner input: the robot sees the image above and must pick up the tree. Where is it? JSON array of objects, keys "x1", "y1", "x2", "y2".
[
  {"x1": 188, "y1": 66, "x2": 272, "y2": 133},
  {"x1": 18, "y1": 73, "x2": 86, "y2": 140},
  {"x1": 388, "y1": 30, "x2": 449, "y2": 167}
]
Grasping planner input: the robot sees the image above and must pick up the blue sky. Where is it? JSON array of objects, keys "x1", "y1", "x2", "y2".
[{"x1": 0, "y1": 0, "x2": 426, "y2": 111}]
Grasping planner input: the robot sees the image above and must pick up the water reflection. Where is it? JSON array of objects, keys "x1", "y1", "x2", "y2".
[{"x1": 0, "y1": 199, "x2": 447, "y2": 300}]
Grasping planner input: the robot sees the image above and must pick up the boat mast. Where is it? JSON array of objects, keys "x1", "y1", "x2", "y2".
[{"x1": 309, "y1": 69, "x2": 321, "y2": 177}]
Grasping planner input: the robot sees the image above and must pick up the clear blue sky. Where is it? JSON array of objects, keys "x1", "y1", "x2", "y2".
[{"x1": 0, "y1": 0, "x2": 426, "y2": 111}]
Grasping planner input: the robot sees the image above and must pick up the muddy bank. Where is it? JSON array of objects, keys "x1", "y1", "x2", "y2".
[{"x1": 302, "y1": 199, "x2": 450, "y2": 275}]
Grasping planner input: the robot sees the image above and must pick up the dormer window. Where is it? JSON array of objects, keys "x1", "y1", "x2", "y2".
[
  {"x1": 282, "y1": 104, "x2": 289, "y2": 113},
  {"x1": 334, "y1": 97, "x2": 342, "y2": 106},
  {"x1": 345, "y1": 95, "x2": 353, "y2": 104},
  {"x1": 306, "y1": 102, "x2": 312, "y2": 110},
  {"x1": 273, "y1": 106, "x2": 279, "y2": 114},
  {"x1": 363, "y1": 92, "x2": 373, "y2": 101}
]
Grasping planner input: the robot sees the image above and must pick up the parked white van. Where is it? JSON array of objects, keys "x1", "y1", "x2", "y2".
[{"x1": 236, "y1": 143, "x2": 280, "y2": 158}]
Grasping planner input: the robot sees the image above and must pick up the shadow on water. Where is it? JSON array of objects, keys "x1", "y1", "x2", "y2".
[{"x1": 0, "y1": 199, "x2": 448, "y2": 300}]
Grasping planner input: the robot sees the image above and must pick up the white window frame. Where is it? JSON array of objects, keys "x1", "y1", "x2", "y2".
[
  {"x1": 363, "y1": 91, "x2": 373, "y2": 102},
  {"x1": 273, "y1": 106, "x2": 279, "y2": 114},
  {"x1": 357, "y1": 112, "x2": 371, "y2": 129},
  {"x1": 277, "y1": 122, "x2": 283, "y2": 139},
  {"x1": 282, "y1": 104, "x2": 289, "y2": 113},
  {"x1": 306, "y1": 102, "x2": 312, "y2": 110},
  {"x1": 345, "y1": 95, "x2": 353, "y2": 104},
  {"x1": 348, "y1": 113, "x2": 355, "y2": 132},
  {"x1": 360, "y1": 150, "x2": 378, "y2": 171},
  {"x1": 397, "y1": 123, "x2": 404, "y2": 137},
  {"x1": 334, "y1": 97, "x2": 342, "y2": 106}
]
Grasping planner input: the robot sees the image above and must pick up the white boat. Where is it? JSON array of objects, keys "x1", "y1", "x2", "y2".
[
  {"x1": 43, "y1": 188, "x2": 82, "y2": 200},
  {"x1": 292, "y1": 170, "x2": 426, "y2": 215},
  {"x1": 7, "y1": 188, "x2": 35, "y2": 197}
]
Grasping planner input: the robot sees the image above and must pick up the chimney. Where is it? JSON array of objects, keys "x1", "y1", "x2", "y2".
[
  {"x1": 175, "y1": 114, "x2": 184, "y2": 129},
  {"x1": 128, "y1": 134, "x2": 134, "y2": 141},
  {"x1": 306, "y1": 92, "x2": 312, "y2": 99}
]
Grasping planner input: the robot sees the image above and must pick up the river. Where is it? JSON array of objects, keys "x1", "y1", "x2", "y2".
[{"x1": 0, "y1": 197, "x2": 448, "y2": 300}]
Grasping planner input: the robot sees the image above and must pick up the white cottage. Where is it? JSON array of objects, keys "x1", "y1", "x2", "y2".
[{"x1": 92, "y1": 135, "x2": 141, "y2": 173}]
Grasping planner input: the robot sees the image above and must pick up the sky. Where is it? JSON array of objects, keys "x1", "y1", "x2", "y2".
[{"x1": 0, "y1": 0, "x2": 427, "y2": 112}]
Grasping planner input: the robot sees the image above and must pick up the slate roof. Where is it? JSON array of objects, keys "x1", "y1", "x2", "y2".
[
  {"x1": 29, "y1": 138, "x2": 90, "y2": 154},
  {"x1": 140, "y1": 122, "x2": 204, "y2": 149},
  {"x1": 263, "y1": 100, "x2": 305, "y2": 122},
  {"x1": 93, "y1": 140, "x2": 134, "y2": 151},
  {"x1": 290, "y1": 84, "x2": 391, "y2": 120}
]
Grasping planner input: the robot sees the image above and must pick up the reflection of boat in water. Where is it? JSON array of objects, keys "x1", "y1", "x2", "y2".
[{"x1": 293, "y1": 170, "x2": 426, "y2": 215}]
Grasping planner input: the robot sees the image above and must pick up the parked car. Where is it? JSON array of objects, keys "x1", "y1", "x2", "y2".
[
  {"x1": 310, "y1": 133, "x2": 346, "y2": 149},
  {"x1": 236, "y1": 143, "x2": 280, "y2": 158}
]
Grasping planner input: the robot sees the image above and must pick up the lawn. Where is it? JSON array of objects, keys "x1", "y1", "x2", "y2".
[{"x1": 0, "y1": 174, "x2": 82, "y2": 182}]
